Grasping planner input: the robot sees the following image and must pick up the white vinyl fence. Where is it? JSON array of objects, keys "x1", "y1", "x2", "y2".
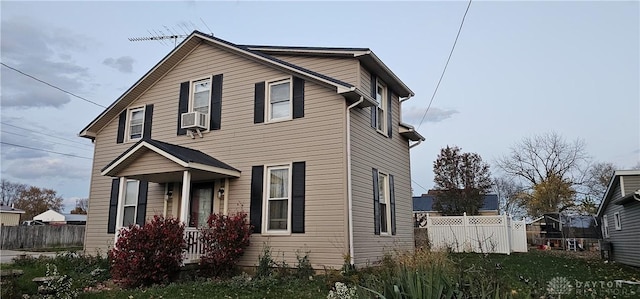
[{"x1": 420, "y1": 213, "x2": 527, "y2": 254}]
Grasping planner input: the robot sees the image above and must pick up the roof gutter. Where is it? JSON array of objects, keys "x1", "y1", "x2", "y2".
[{"x1": 346, "y1": 96, "x2": 364, "y2": 266}]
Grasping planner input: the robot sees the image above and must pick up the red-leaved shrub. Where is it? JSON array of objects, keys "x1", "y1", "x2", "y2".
[
  {"x1": 199, "y1": 212, "x2": 252, "y2": 277},
  {"x1": 108, "y1": 215, "x2": 186, "y2": 288}
]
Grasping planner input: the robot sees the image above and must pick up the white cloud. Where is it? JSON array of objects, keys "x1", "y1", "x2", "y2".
[
  {"x1": 103, "y1": 56, "x2": 134, "y2": 73},
  {"x1": 402, "y1": 106, "x2": 459, "y2": 125}
]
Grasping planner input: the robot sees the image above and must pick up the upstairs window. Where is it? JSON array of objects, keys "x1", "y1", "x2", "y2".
[
  {"x1": 268, "y1": 78, "x2": 292, "y2": 121},
  {"x1": 375, "y1": 80, "x2": 387, "y2": 135},
  {"x1": 602, "y1": 215, "x2": 609, "y2": 238},
  {"x1": 614, "y1": 212, "x2": 621, "y2": 230},
  {"x1": 191, "y1": 78, "x2": 211, "y2": 115},
  {"x1": 127, "y1": 107, "x2": 145, "y2": 141}
]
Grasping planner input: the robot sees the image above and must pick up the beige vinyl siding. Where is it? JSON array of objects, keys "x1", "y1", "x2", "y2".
[
  {"x1": 85, "y1": 42, "x2": 349, "y2": 268},
  {"x1": 0, "y1": 213, "x2": 22, "y2": 226},
  {"x1": 270, "y1": 54, "x2": 359, "y2": 87},
  {"x1": 349, "y1": 88, "x2": 414, "y2": 266},
  {"x1": 117, "y1": 150, "x2": 185, "y2": 177},
  {"x1": 360, "y1": 65, "x2": 372, "y2": 95}
]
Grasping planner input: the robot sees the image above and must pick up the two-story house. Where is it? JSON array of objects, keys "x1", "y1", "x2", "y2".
[{"x1": 79, "y1": 31, "x2": 424, "y2": 269}]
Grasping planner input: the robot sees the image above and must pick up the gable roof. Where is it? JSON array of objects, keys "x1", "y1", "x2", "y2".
[
  {"x1": 412, "y1": 194, "x2": 499, "y2": 212},
  {"x1": 0, "y1": 205, "x2": 25, "y2": 214},
  {"x1": 596, "y1": 170, "x2": 640, "y2": 217},
  {"x1": 79, "y1": 31, "x2": 383, "y2": 140},
  {"x1": 242, "y1": 45, "x2": 414, "y2": 98},
  {"x1": 101, "y1": 138, "x2": 240, "y2": 178}
]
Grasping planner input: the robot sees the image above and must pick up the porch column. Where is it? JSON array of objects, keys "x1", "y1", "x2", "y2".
[
  {"x1": 223, "y1": 178, "x2": 229, "y2": 215},
  {"x1": 180, "y1": 170, "x2": 191, "y2": 224}
]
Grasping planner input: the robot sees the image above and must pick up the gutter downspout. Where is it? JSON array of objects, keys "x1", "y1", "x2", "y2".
[
  {"x1": 346, "y1": 96, "x2": 364, "y2": 266},
  {"x1": 409, "y1": 139, "x2": 422, "y2": 149}
]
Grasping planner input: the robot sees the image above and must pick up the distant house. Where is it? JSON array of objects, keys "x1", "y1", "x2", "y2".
[
  {"x1": 412, "y1": 192, "x2": 499, "y2": 226},
  {"x1": 596, "y1": 170, "x2": 640, "y2": 267},
  {"x1": 526, "y1": 213, "x2": 600, "y2": 249},
  {"x1": 0, "y1": 205, "x2": 25, "y2": 226},
  {"x1": 33, "y1": 210, "x2": 87, "y2": 225}
]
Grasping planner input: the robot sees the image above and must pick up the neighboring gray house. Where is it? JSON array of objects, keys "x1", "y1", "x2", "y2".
[{"x1": 596, "y1": 170, "x2": 640, "y2": 267}]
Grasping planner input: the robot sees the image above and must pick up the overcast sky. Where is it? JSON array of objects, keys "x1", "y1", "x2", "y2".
[{"x1": 1, "y1": 1, "x2": 638, "y2": 213}]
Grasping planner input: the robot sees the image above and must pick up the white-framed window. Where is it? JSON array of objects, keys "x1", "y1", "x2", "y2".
[
  {"x1": 267, "y1": 78, "x2": 292, "y2": 122},
  {"x1": 375, "y1": 79, "x2": 387, "y2": 135},
  {"x1": 602, "y1": 214, "x2": 609, "y2": 238},
  {"x1": 191, "y1": 78, "x2": 211, "y2": 115},
  {"x1": 614, "y1": 212, "x2": 621, "y2": 230},
  {"x1": 378, "y1": 172, "x2": 391, "y2": 234},
  {"x1": 122, "y1": 179, "x2": 139, "y2": 227},
  {"x1": 264, "y1": 164, "x2": 291, "y2": 234},
  {"x1": 127, "y1": 107, "x2": 145, "y2": 141}
]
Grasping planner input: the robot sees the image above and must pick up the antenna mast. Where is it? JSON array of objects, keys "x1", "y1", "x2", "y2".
[{"x1": 128, "y1": 34, "x2": 187, "y2": 48}]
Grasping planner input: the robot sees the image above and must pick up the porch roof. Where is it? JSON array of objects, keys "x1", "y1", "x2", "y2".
[{"x1": 101, "y1": 139, "x2": 241, "y2": 182}]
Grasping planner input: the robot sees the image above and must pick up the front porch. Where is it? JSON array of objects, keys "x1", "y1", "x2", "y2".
[{"x1": 101, "y1": 139, "x2": 242, "y2": 264}]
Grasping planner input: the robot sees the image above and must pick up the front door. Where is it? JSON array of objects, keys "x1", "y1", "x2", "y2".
[{"x1": 189, "y1": 183, "x2": 214, "y2": 227}]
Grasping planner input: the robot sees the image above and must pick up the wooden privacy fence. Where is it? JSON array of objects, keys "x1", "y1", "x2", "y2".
[
  {"x1": 0, "y1": 225, "x2": 85, "y2": 250},
  {"x1": 420, "y1": 213, "x2": 527, "y2": 254}
]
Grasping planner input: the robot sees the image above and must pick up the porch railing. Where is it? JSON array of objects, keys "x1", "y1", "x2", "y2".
[{"x1": 183, "y1": 228, "x2": 204, "y2": 264}]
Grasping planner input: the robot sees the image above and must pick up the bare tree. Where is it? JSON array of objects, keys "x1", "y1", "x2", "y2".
[
  {"x1": 493, "y1": 176, "x2": 525, "y2": 218},
  {"x1": 0, "y1": 179, "x2": 27, "y2": 206},
  {"x1": 496, "y1": 132, "x2": 590, "y2": 216},
  {"x1": 584, "y1": 162, "x2": 616, "y2": 199},
  {"x1": 70, "y1": 198, "x2": 89, "y2": 214}
]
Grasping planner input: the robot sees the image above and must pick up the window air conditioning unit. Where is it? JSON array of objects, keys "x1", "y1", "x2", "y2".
[{"x1": 181, "y1": 111, "x2": 207, "y2": 130}]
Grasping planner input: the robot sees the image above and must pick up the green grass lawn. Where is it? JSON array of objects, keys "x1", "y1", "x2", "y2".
[{"x1": 2, "y1": 249, "x2": 639, "y2": 299}]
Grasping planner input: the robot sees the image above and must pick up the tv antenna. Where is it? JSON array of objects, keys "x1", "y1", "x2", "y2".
[{"x1": 128, "y1": 21, "x2": 213, "y2": 48}]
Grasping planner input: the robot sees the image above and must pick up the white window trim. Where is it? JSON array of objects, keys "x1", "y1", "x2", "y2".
[
  {"x1": 262, "y1": 163, "x2": 292, "y2": 235},
  {"x1": 125, "y1": 106, "x2": 145, "y2": 142},
  {"x1": 378, "y1": 171, "x2": 392, "y2": 235},
  {"x1": 602, "y1": 214, "x2": 609, "y2": 238},
  {"x1": 614, "y1": 212, "x2": 621, "y2": 230},
  {"x1": 189, "y1": 77, "x2": 212, "y2": 129},
  {"x1": 265, "y1": 76, "x2": 293, "y2": 123},
  {"x1": 375, "y1": 79, "x2": 388, "y2": 136}
]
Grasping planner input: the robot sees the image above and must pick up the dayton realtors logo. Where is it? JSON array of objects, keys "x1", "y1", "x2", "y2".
[{"x1": 547, "y1": 276, "x2": 640, "y2": 297}]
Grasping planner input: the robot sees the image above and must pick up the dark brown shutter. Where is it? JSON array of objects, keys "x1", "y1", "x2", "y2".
[
  {"x1": 143, "y1": 104, "x2": 153, "y2": 139},
  {"x1": 135, "y1": 180, "x2": 148, "y2": 226},
  {"x1": 177, "y1": 81, "x2": 189, "y2": 135},
  {"x1": 389, "y1": 174, "x2": 396, "y2": 235},
  {"x1": 107, "y1": 178, "x2": 119, "y2": 234},
  {"x1": 254, "y1": 82, "x2": 265, "y2": 124},
  {"x1": 210, "y1": 74, "x2": 223, "y2": 130},
  {"x1": 250, "y1": 165, "x2": 264, "y2": 233},
  {"x1": 370, "y1": 74, "x2": 377, "y2": 129},
  {"x1": 373, "y1": 168, "x2": 380, "y2": 235},
  {"x1": 292, "y1": 77, "x2": 305, "y2": 119},
  {"x1": 291, "y1": 162, "x2": 306, "y2": 233},
  {"x1": 387, "y1": 91, "x2": 393, "y2": 138},
  {"x1": 116, "y1": 111, "x2": 126, "y2": 143}
]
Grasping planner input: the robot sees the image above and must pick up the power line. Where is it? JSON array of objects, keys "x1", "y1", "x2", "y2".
[
  {"x1": 412, "y1": 179, "x2": 429, "y2": 193},
  {"x1": 1, "y1": 130, "x2": 93, "y2": 151},
  {"x1": 0, "y1": 122, "x2": 93, "y2": 148},
  {"x1": 1, "y1": 141, "x2": 92, "y2": 160},
  {"x1": 417, "y1": 0, "x2": 473, "y2": 130},
  {"x1": 0, "y1": 62, "x2": 107, "y2": 109}
]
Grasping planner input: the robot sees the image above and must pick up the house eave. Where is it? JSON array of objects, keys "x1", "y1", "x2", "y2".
[{"x1": 399, "y1": 122, "x2": 425, "y2": 142}]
